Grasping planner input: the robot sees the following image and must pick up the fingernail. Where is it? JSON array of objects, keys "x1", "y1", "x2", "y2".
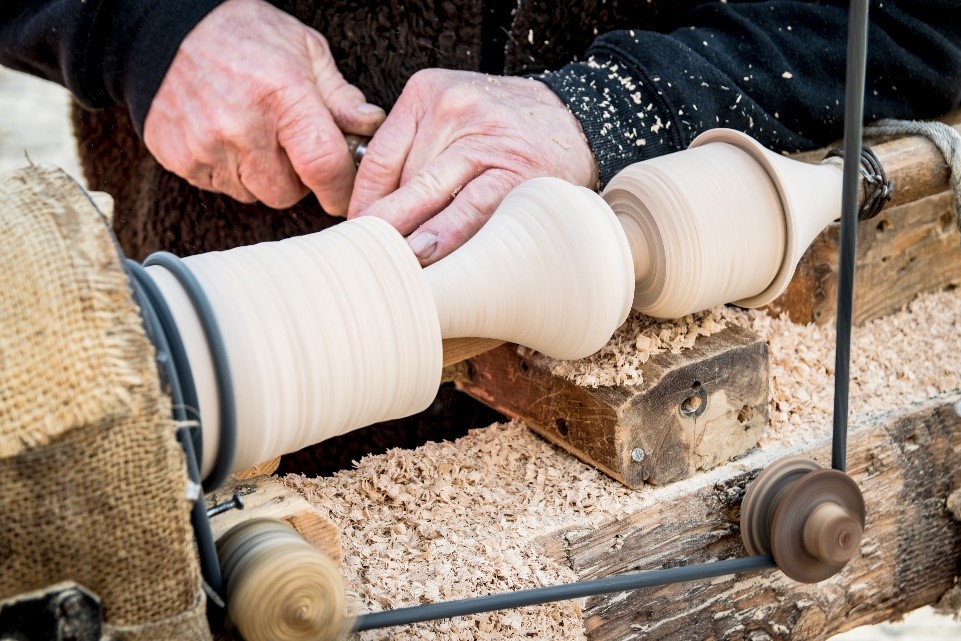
[
  {"x1": 408, "y1": 231, "x2": 438, "y2": 260},
  {"x1": 357, "y1": 102, "x2": 385, "y2": 116}
]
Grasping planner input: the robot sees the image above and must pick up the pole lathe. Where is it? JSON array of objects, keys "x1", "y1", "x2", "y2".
[{"x1": 0, "y1": 2, "x2": 876, "y2": 637}]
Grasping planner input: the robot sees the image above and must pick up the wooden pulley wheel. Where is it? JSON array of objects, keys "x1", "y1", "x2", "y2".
[
  {"x1": 740, "y1": 456, "x2": 820, "y2": 557},
  {"x1": 740, "y1": 457, "x2": 866, "y2": 583},
  {"x1": 217, "y1": 518, "x2": 350, "y2": 641}
]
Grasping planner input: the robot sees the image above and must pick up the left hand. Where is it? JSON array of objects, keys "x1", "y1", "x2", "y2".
[{"x1": 347, "y1": 70, "x2": 598, "y2": 265}]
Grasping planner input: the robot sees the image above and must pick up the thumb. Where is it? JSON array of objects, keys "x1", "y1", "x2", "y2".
[{"x1": 304, "y1": 33, "x2": 385, "y2": 135}]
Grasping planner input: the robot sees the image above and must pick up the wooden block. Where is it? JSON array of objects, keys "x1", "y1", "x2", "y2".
[
  {"x1": 205, "y1": 475, "x2": 341, "y2": 563},
  {"x1": 453, "y1": 324, "x2": 768, "y2": 487},
  {"x1": 767, "y1": 117, "x2": 961, "y2": 326},
  {"x1": 543, "y1": 396, "x2": 961, "y2": 641}
]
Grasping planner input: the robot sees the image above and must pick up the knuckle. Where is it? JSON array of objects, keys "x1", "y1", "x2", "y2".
[
  {"x1": 415, "y1": 167, "x2": 447, "y2": 198},
  {"x1": 293, "y1": 145, "x2": 346, "y2": 182}
]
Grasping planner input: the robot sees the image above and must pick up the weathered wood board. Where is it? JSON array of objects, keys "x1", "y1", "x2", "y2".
[
  {"x1": 454, "y1": 325, "x2": 769, "y2": 487},
  {"x1": 541, "y1": 396, "x2": 961, "y2": 641}
]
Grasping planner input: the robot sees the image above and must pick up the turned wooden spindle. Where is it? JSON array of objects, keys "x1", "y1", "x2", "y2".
[
  {"x1": 424, "y1": 177, "x2": 635, "y2": 361},
  {"x1": 142, "y1": 177, "x2": 635, "y2": 477},
  {"x1": 146, "y1": 217, "x2": 443, "y2": 478},
  {"x1": 605, "y1": 128, "x2": 844, "y2": 318}
]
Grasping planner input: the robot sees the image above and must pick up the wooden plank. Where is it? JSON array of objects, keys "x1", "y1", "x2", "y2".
[
  {"x1": 767, "y1": 118, "x2": 961, "y2": 325},
  {"x1": 453, "y1": 325, "x2": 769, "y2": 487},
  {"x1": 206, "y1": 475, "x2": 341, "y2": 563},
  {"x1": 442, "y1": 337, "x2": 504, "y2": 367},
  {"x1": 537, "y1": 396, "x2": 961, "y2": 641}
]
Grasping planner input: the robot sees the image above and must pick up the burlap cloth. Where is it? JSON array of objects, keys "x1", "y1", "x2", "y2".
[{"x1": 0, "y1": 165, "x2": 210, "y2": 640}]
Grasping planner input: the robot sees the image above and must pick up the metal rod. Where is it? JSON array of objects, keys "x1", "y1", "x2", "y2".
[
  {"x1": 832, "y1": 0, "x2": 870, "y2": 472},
  {"x1": 353, "y1": 555, "x2": 775, "y2": 631}
]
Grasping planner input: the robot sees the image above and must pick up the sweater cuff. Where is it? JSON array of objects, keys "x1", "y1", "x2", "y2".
[
  {"x1": 536, "y1": 58, "x2": 685, "y2": 188},
  {"x1": 106, "y1": 0, "x2": 228, "y2": 136}
]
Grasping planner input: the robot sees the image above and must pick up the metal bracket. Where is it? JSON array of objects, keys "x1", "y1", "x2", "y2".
[{"x1": 0, "y1": 583, "x2": 103, "y2": 641}]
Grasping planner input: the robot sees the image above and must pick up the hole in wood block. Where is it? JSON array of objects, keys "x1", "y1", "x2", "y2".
[
  {"x1": 679, "y1": 382, "x2": 708, "y2": 418},
  {"x1": 554, "y1": 417, "x2": 569, "y2": 438},
  {"x1": 519, "y1": 360, "x2": 531, "y2": 373},
  {"x1": 939, "y1": 210, "x2": 954, "y2": 234},
  {"x1": 876, "y1": 218, "x2": 892, "y2": 233},
  {"x1": 738, "y1": 404, "x2": 754, "y2": 428}
]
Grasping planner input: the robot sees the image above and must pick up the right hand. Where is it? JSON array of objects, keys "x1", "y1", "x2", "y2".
[{"x1": 143, "y1": 0, "x2": 384, "y2": 214}]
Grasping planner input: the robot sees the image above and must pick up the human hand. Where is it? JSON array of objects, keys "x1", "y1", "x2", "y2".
[
  {"x1": 348, "y1": 70, "x2": 598, "y2": 265},
  {"x1": 143, "y1": 0, "x2": 384, "y2": 213}
]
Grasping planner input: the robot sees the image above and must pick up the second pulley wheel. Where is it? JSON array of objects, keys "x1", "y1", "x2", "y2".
[
  {"x1": 217, "y1": 518, "x2": 351, "y2": 641},
  {"x1": 740, "y1": 456, "x2": 866, "y2": 583}
]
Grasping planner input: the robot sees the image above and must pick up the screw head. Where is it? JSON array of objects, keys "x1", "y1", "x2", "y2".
[{"x1": 631, "y1": 448, "x2": 646, "y2": 463}]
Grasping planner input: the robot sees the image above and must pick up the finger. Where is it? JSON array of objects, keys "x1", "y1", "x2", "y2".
[
  {"x1": 346, "y1": 109, "x2": 418, "y2": 218},
  {"x1": 305, "y1": 33, "x2": 385, "y2": 135},
  {"x1": 406, "y1": 168, "x2": 520, "y2": 265},
  {"x1": 211, "y1": 173, "x2": 258, "y2": 204},
  {"x1": 275, "y1": 85, "x2": 355, "y2": 215},
  {"x1": 352, "y1": 147, "x2": 484, "y2": 236},
  {"x1": 239, "y1": 147, "x2": 309, "y2": 209}
]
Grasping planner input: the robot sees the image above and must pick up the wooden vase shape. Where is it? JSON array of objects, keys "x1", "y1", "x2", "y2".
[
  {"x1": 145, "y1": 216, "x2": 443, "y2": 478},
  {"x1": 424, "y1": 177, "x2": 635, "y2": 360},
  {"x1": 603, "y1": 128, "x2": 843, "y2": 318}
]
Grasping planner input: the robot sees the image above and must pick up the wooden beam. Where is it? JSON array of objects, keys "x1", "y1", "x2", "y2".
[
  {"x1": 541, "y1": 396, "x2": 961, "y2": 641},
  {"x1": 453, "y1": 325, "x2": 769, "y2": 487}
]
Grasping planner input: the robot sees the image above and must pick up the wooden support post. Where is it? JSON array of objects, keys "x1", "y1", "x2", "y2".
[
  {"x1": 453, "y1": 325, "x2": 768, "y2": 487},
  {"x1": 543, "y1": 396, "x2": 961, "y2": 641}
]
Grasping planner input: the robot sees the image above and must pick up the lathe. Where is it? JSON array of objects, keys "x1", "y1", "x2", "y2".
[{"x1": 1, "y1": 4, "x2": 945, "y2": 639}]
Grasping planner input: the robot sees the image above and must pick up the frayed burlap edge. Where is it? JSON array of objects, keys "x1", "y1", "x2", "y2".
[{"x1": 0, "y1": 165, "x2": 210, "y2": 640}]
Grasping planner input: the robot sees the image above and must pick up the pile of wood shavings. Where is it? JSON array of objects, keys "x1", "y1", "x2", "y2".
[
  {"x1": 286, "y1": 288, "x2": 961, "y2": 640},
  {"x1": 741, "y1": 289, "x2": 961, "y2": 449},
  {"x1": 287, "y1": 423, "x2": 644, "y2": 641},
  {"x1": 546, "y1": 306, "x2": 732, "y2": 386}
]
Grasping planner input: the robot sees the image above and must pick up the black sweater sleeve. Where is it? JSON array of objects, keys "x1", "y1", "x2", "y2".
[
  {"x1": 539, "y1": 1, "x2": 961, "y2": 187},
  {"x1": 0, "y1": 0, "x2": 226, "y2": 135}
]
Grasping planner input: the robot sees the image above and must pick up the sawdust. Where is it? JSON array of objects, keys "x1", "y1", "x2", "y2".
[
  {"x1": 545, "y1": 306, "x2": 733, "y2": 386},
  {"x1": 286, "y1": 288, "x2": 961, "y2": 639},
  {"x1": 749, "y1": 289, "x2": 961, "y2": 449},
  {"x1": 288, "y1": 421, "x2": 642, "y2": 641}
]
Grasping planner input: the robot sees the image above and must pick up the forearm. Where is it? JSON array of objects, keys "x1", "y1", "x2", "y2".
[
  {"x1": 539, "y1": 0, "x2": 961, "y2": 187},
  {"x1": 0, "y1": 0, "x2": 227, "y2": 133}
]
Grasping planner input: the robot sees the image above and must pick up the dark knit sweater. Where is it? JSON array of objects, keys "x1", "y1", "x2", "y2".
[{"x1": 3, "y1": 1, "x2": 959, "y2": 187}]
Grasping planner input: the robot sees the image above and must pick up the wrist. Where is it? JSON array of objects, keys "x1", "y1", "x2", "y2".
[{"x1": 121, "y1": 0, "x2": 229, "y2": 136}]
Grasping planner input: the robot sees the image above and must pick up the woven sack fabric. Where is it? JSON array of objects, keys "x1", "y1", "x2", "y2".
[{"x1": 0, "y1": 165, "x2": 210, "y2": 640}]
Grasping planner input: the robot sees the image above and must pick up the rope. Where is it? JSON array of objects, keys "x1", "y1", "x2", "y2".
[
  {"x1": 865, "y1": 118, "x2": 961, "y2": 235},
  {"x1": 823, "y1": 146, "x2": 894, "y2": 221}
]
